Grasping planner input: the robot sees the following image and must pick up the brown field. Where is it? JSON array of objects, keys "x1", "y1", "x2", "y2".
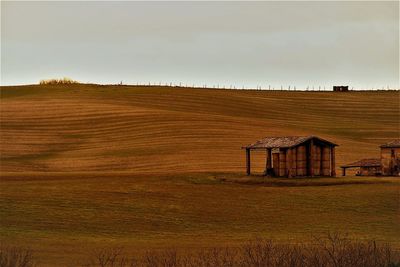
[{"x1": 0, "y1": 85, "x2": 399, "y2": 266}]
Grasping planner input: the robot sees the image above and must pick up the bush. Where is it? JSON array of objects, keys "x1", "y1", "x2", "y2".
[
  {"x1": 83, "y1": 233, "x2": 400, "y2": 267},
  {"x1": 39, "y1": 77, "x2": 79, "y2": 85},
  {"x1": 0, "y1": 246, "x2": 36, "y2": 267}
]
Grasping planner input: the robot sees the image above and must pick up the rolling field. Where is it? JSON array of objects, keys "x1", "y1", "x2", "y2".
[{"x1": 0, "y1": 85, "x2": 399, "y2": 266}]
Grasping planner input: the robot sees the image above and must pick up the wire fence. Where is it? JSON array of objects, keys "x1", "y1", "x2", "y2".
[{"x1": 114, "y1": 81, "x2": 399, "y2": 92}]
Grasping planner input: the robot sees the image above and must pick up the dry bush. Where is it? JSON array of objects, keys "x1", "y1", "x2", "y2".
[
  {"x1": 84, "y1": 233, "x2": 399, "y2": 267},
  {"x1": 39, "y1": 77, "x2": 79, "y2": 85},
  {"x1": 181, "y1": 247, "x2": 239, "y2": 267},
  {"x1": 143, "y1": 249, "x2": 179, "y2": 267},
  {"x1": 84, "y1": 247, "x2": 137, "y2": 267},
  {"x1": 0, "y1": 246, "x2": 36, "y2": 267}
]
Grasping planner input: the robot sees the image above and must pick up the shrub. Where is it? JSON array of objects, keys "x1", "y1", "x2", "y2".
[
  {"x1": 0, "y1": 246, "x2": 36, "y2": 267},
  {"x1": 84, "y1": 247, "x2": 137, "y2": 267},
  {"x1": 83, "y1": 233, "x2": 400, "y2": 267},
  {"x1": 39, "y1": 77, "x2": 79, "y2": 85}
]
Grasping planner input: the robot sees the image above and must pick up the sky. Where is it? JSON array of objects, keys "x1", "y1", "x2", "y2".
[{"x1": 1, "y1": 1, "x2": 399, "y2": 89}]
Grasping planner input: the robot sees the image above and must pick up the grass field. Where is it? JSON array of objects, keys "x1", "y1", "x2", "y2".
[{"x1": 0, "y1": 85, "x2": 399, "y2": 266}]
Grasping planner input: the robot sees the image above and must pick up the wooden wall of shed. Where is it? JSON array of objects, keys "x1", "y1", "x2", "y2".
[
  {"x1": 279, "y1": 150, "x2": 286, "y2": 177},
  {"x1": 322, "y1": 147, "x2": 331, "y2": 176},
  {"x1": 291, "y1": 147, "x2": 297, "y2": 176},
  {"x1": 290, "y1": 143, "x2": 332, "y2": 177},
  {"x1": 381, "y1": 147, "x2": 400, "y2": 176},
  {"x1": 296, "y1": 145, "x2": 307, "y2": 176},
  {"x1": 267, "y1": 141, "x2": 335, "y2": 178},
  {"x1": 313, "y1": 145, "x2": 321, "y2": 176}
]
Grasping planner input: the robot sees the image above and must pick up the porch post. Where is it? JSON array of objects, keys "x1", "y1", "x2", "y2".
[
  {"x1": 246, "y1": 148, "x2": 251, "y2": 175},
  {"x1": 331, "y1": 146, "x2": 336, "y2": 177},
  {"x1": 265, "y1": 148, "x2": 272, "y2": 174}
]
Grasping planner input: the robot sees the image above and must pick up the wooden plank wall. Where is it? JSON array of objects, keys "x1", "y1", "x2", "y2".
[{"x1": 284, "y1": 143, "x2": 332, "y2": 177}]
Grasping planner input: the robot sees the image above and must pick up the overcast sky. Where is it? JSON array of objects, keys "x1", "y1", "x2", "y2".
[{"x1": 1, "y1": 1, "x2": 399, "y2": 89}]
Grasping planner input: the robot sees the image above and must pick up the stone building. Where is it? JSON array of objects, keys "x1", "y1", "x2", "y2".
[{"x1": 380, "y1": 139, "x2": 400, "y2": 176}]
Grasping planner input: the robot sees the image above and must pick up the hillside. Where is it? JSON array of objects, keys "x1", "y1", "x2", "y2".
[
  {"x1": 1, "y1": 85, "x2": 399, "y2": 174},
  {"x1": 1, "y1": 85, "x2": 399, "y2": 265}
]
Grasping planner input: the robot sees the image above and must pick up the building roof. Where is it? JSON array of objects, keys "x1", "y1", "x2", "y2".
[
  {"x1": 244, "y1": 136, "x2": 337, "y2": 149},
  {"x1": 380, "y1": 139, "x2": 400, "y2": 148},
  {"x1": 341, "y1": 158, "x2": 381, "y2": 168}
]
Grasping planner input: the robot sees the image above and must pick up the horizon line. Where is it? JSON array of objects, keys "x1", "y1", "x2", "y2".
[{"x1": 1, "y1": 82, "x2": 399, "y2": 91}]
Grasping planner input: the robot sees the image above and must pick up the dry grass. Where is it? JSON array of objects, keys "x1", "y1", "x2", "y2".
[
  {"x1": 0, "y1": 172, "x2": 398, "y2": 265},
  {"x1": 1, "y1": 234, "x2": 397, "y2": 267},
  {"x1": 0, "y1": 246, "x2": 36, "y2": 267},
  {"x1": 218, "y1": 174, "x2": 396, "y2": 186},
  {"x1": 1, "y1": 85, "x2": 398, "y2": 173},
  {"x1": 83, "y1": 233, "x2": 400, "y2": 267}
]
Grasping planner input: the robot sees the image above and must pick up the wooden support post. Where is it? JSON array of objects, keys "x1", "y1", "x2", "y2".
[
  {"x1": 265, "y1": 148, "x2": 272, "y2": 175},
  {"x1": 331, "y1": 146, "x2": 336, "y2": 177},
  {"x1": 342, "y1": 167, "x2": 346, "y2": 176},
  {"x1": 267, "y1": 148, "x2": 272, "y2": 169},
  {"x1": 287, "y1": 148, "x2": 292, "y2": 178},
  {"x1": 246, "y1": 148, "x2": 251, "y2": 175},
  {"x1": 309, "y1": 139, "x2": 314, "y2": 177},
  {"x1": 320, "y1": 145, "x2": 324, "y2": 176},
  {"x1": 292, "y1": 147, "x2": 297, "y2": 177}
]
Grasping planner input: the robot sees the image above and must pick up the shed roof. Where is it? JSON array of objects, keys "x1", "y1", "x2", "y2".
[
  {"x1": 341, "y1": 158, "x2": 381, "y2": 168},
  {"x1": 380, "y1": 139, "x2": 400, "y2": 148},
  {"x1": 244, "y1": 136, "x2": 337, "y2": 149}
]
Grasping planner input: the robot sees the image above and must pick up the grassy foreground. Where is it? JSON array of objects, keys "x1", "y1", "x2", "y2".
[
  {"x1": 0, "y1": 85, "x2": 399, "y2": 265},
  {"x1": 0, "y1": 173, "x2": 399, "y2": 266}
]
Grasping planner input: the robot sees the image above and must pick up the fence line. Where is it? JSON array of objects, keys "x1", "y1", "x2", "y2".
[{"x1": 115, "y1": 82, "x2": 398, "y2": 91}]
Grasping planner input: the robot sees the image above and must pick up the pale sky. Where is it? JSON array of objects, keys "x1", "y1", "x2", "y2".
[{"x1": 1, "y1": 1, "x2": 399, "y2": 89}]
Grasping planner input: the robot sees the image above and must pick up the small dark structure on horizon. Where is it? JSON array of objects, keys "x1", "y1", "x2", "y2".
[
  {"x1": 243, "y1": 136, "x2": 337, "y2": 177},
  {"x1": 340, "y1": 158, "x2": 381, "y2": 176},
  {"x1": 333, "y1": 86, "x2": 349, "y2": 92}
]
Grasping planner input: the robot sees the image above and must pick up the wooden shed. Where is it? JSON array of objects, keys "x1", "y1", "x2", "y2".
[
  {"x1": 380, "y1": 139, "x2": 400, "y2": 176},
  {"x1": 340, "y1": 158, "x2": 381, "y2": 176},
  {"x1": 243, "y1": 136, "x2": 337, "y2": 177}
]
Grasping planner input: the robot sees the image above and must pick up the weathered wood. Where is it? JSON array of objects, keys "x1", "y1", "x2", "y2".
[
  {"x1": 322, "y1": 147, "x2": 331, "y2": 176},
  {"x1": 264, "y1": 148, "x2": 272, "y2": 175},
  {"x1": 266, "y1": 148, "x2": 272, "y2": 168},
  {"x1": 273, "y1": 152, "x2": 280, "y2": 176},
  {"x1": 320, "y1": 145, "x2": 324, "y2": 175},
  {"x1": 268, "y1": 148, "x2": 272, "y2": 169},
  {"x1": 297, "y1": 145, "x2": 306, "y2": 176},
  {"x1": 286, "y1": 148, "x2": 292, "y2": 178},
  {"x1": 342, "y1": 167, "x2": 346, "y2": 176},
  {"x1": 330, "y1": 146, "x2": 336, "y2": 177},
  {"x1": 314, "y1": 145, "x2": 321, "y2": 176},
  {"x1": 309, "y1": 139, "x2": 314, "y2": 177},
  {"x1": 244, "y1": 136, "x2": 338, "y2": 178},
  {"x1": 292, "y1": 147, "x2": 297, "y2": 176},
  {"x1": 246, "y1": 148, "x2": 251, "y2": 175},
  {"x1": 279, "y1": 150, "x2": 286, "y2": 177}
]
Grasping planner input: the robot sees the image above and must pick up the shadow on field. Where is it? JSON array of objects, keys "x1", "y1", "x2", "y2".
[
  {"x1": 80, "y1": 233, "x2": 399, "y2": 267},
  {"x1": 208, "y1": 173, "x2": 397, "y2": 187}
]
